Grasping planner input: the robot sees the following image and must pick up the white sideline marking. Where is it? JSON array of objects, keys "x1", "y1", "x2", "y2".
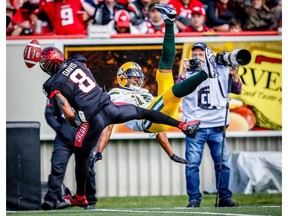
[
  {"x1": 95, "y1": 208, "x2": 266, "y2": 216},
  {"x1": 260, "y1": 206, "x2": 281, "y2": 208}
]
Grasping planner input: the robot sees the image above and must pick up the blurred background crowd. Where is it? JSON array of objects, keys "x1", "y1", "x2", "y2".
[{"x1": 6, "y1": 0, "x2": 282, "y2": 36}]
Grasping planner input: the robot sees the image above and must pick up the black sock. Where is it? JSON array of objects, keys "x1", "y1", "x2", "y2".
[{"x1": 141, "y1": 107, "x2": 180, "y2": 127}]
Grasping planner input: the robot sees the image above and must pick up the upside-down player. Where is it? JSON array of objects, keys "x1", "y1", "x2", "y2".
[
  {"x1": 23, "y1": 33, "x2": 201, "y2": 209},
  {"x1": 90, "y1": 3, "x2": 218, "y2": 168}
]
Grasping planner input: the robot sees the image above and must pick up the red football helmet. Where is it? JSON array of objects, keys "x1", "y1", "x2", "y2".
[{"x1": 39, "y1": 46, "x2": 65, "y2": 76}]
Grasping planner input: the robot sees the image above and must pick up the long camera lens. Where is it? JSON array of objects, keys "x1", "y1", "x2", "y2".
[{"x1": 223, "y1": 49, "x2": 251, "y2": 66}]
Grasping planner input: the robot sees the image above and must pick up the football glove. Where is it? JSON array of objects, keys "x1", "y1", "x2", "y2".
[
  {"x1": 89, "y1": 152, "x2": 103, "y2": 171},
  {"x1": 170, "y1": 154, "x2": 191, "y2": 164}
]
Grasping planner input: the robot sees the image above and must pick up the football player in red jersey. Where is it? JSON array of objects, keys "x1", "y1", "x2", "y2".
[
  {"x1": 32, "y1": 0, "x2": 94, "y2": 35},
  {"x1": 40, "y1": 49, "x2": 200, "y2": 207},
  {"x1": 25, "y1": 41, "x2": 201, "y2": 207}
]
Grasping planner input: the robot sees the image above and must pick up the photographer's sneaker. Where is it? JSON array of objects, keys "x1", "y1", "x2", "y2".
[
  {"x1": 154, "y1": 3, "x2": 176, "y2": 21},
  {"x1": 205, "y1": 47, "x2": 219, "y2": 78},
  {"x1": 179, "y1": 120, "x2": 200, "y2": 137}
]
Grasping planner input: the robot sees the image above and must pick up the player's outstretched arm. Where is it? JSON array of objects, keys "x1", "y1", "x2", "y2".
[
  {"x1": 54, "y1": 93, "x2": 77, "y2": 127},
  {"x1": 97, "y1": 124, "x2": 114, "y2": 153},
  {"x1": 156, "y1": 132, "x2": 174, "y2": 157},
  {"x1": 156, "y1": 132, "x2": 190, "y2": 164},
  {"x1": 89, "y1": 125, "x2": 114, "y2": 171}
]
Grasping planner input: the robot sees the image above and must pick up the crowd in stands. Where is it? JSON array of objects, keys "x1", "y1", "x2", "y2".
[{"x1": 6, "y1": 0, "x2": 282, "y2": 36}]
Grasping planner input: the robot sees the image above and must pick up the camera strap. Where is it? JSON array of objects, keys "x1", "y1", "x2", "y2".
[
  {"x1": 217, "y1": 76, "x2": 231, "y2": 99},
  {"x1": 217, "y1": 77, "x2": 228, "y2": 98}
]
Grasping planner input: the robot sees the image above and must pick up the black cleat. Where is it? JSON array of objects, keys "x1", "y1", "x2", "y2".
[{"x1": 180, "y1": 120, "x2": 200, "y2": 137}]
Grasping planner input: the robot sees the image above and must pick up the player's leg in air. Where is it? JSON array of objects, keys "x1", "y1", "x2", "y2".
[{"x1": 143, "y1": 3, "x2": 209, "y2": 133}]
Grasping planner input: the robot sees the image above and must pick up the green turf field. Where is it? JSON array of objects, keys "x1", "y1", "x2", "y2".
[{"x1": 6, "y1": 193, "x2": 282, "y2": 216}]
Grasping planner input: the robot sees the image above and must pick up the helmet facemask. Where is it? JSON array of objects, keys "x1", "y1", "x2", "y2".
[
  {"x1": 126, "y1": 68, "x2": 145, "y2": 91},
  {"x1": 39, "y1": 47, "x2": 65, "y2": 76},
  {"x1": 39, "y1": 59, "x2": 61, "y2": 76}
]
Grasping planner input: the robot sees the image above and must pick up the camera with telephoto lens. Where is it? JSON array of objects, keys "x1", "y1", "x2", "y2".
[
  {"x1": 215, "y1": 49, "x2": 251, "y2": 67},
  {"x1": 189, "y1": 58, "x2": 201, "y2": 70}
]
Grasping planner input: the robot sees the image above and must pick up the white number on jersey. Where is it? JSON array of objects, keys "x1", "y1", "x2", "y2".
[
  {"x1": 70, "y1": 69, "x2": 96, "y2": 93},
  {"x1": 61, "y1": 7, "x2": 74, "y2": 26}
]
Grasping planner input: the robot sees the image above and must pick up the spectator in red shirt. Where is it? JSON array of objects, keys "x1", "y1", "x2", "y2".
[
  {"x1": 32, "y1": 0, "x2": 94, "y2": 35},
  {"x1": 181, "y1": 5, "x2": 214, "y2": 32},
  {"x1": 6, "y1": 0, "x2": 37, "y2": 36},
  {"x1": 6, "y1": 1, "x2": 17, "y2": 34},
  {"x1": 107, "y1": 9, "x2": 139, "y2": 34},
  {"x1": 168, "y1": 0, "x2": 204, "y2": 31}
]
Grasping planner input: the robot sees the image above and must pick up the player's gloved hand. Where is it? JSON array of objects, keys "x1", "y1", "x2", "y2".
[
  {"x1": 170, "y1": 154, "x2": 191, "y2": 164},
  {"x1": 89, "y1": 152, "x2": 103, "y2": 171}
]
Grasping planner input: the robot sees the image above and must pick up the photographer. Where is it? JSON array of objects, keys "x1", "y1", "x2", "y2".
[{"x1": 177, "y1": 42, "x2": 242, "y2": 208}]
